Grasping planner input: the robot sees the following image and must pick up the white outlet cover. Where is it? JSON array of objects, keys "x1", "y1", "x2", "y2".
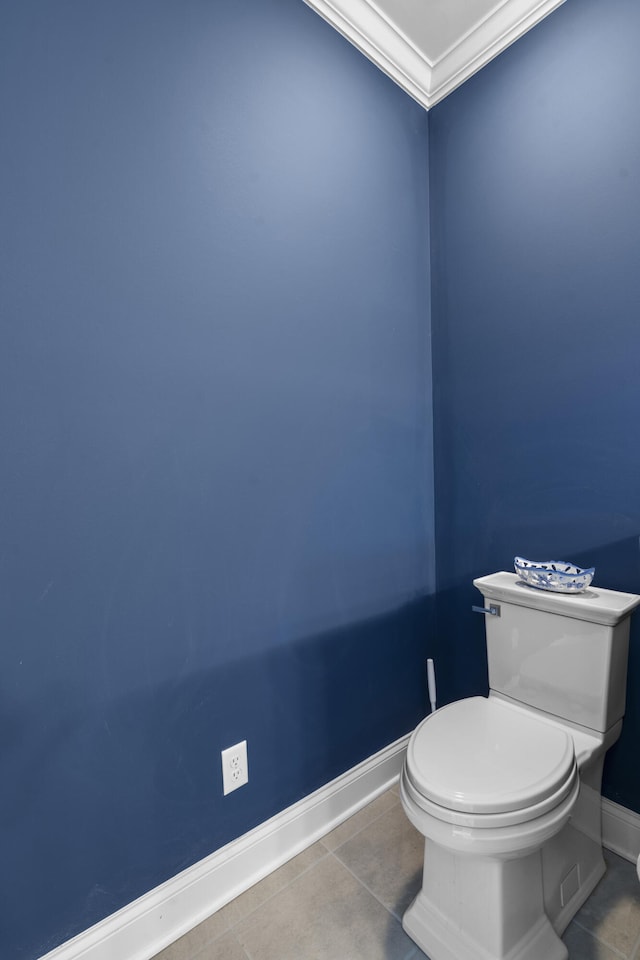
[{"x1": 221, "y1": 740, "x2": 248, "y2": 795}]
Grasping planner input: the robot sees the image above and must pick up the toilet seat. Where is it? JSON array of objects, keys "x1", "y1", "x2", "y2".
[{"x1": 405, "y1": 696, "x2": 577, "y2": 828}]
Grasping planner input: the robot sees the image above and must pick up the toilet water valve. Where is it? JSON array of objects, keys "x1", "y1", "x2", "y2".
[{"x1": 471, "y1": 603, "x2": 501, "y2": 617}]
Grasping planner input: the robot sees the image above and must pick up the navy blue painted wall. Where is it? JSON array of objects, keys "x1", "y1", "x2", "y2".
[
  {"x1": 0, "y1": 2, "x2": 433, "y2": 957},
  {"x1": 430, "y1": 0, "x2": 640, "y2": 809}
]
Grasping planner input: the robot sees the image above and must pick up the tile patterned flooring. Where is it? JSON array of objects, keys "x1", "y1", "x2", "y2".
[{"x1": 154, "y1": 785, "x2": 640, "y2": 960}]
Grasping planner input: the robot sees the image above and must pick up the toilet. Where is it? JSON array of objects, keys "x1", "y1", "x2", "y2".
[{"x1": 401, "y1": 571, "x2": 640, "y2": 960}]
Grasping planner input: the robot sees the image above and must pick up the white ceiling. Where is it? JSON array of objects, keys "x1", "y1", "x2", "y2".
[{"x1": 304, "y1": 0, "x2": 567, "y2": 108}]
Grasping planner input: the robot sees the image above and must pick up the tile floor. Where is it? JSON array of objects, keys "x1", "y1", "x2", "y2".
[{"x1": 154, "y1": 785, "x2": 640, "y2": 960}]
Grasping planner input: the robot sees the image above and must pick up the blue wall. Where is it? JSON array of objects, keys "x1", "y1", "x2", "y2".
[
  {"x1": 430, "y1": 0, "x2": 640, "y2": 808},
  {"x1": 0, "y1": 2, "x2": 433, "y2": 957},
  {"x1": 7, "y1": 0, "x2": 640, "y2": 955}
]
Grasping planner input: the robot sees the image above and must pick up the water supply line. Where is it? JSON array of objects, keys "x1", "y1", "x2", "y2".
[{"x1": 426, "y1": 658, "x2": 437, "y2": 713}]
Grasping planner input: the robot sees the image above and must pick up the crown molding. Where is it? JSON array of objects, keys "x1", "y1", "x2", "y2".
[
  {"x1": 304, "y1": 0, "x2": 432, "y2": 106},
  {"x1": 303, "y1": 0, "x2": 567, "y2": 109},
  {"x1": 429, "y1": 0, "x2": 567, "y2": 104}
]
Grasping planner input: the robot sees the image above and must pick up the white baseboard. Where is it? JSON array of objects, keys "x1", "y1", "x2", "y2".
[
  {"x1": 602, "y1": 797, "x2": 640, "y2": 863},
  {"x1": 39, "y1": 734, "x2": 410, "y2": 960}
]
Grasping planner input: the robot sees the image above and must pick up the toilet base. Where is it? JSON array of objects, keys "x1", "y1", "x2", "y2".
[
  {"x1": 403, "y1": 842, "x2": 568, "y2": 960},
  {"x1": 403, "y1": 892, "x2": 567, "y2": 960}
]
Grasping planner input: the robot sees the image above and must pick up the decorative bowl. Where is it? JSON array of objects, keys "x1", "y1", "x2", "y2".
[{"x1": 514, "y1": 557, "x2": 595, "y2": 593}]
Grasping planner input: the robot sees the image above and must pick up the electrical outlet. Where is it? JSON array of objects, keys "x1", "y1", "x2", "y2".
[{"x1": 221, "y1": 740, "x2": 248, "y2": 795}]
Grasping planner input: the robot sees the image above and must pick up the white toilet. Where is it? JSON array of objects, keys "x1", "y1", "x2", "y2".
[{"x1": 401, "y1": 571, "x2": 640, "y2": 960}]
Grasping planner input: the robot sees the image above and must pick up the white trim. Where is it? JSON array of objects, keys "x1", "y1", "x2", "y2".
[
  {"x1": 429, "y1": 0, "x2": 566, "y2": 105},
  {"x1": 38, "y1": 734, "x2": 410, "y2": 960},
  {"x1": 302, "y1": 0, "x2": 432, "y2": 108},
  {"x1": 303, "y1": 0, "x2": 566, "y2": 108},
  {"x1": 602, "y1": 797, "x2": 640, "y2": 864}
]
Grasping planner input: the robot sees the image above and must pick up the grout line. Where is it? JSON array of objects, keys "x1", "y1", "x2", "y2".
[
  {"x1": 569, "y1": 918, "x2": 629, "y2": 959},
  {"x1": 209, "y1": 848, "x2": 332, "y2": 942},
  {"x1": 329, "y1": 848, "x2": 406, "y2": 924},
  {"x1": 321, "y1": 790, "x2": 401, "y2": 854},
  {"x1": 191, "y1": 929, "x2": 252, "y2": 960},
  {"x1": 204, "y1": 790, "x2": 402, "y2": 956},
  {"x1": 326, "y1": 796, "x2": 418, "y2": 926},
  {"x1": 159, "y1": 852, "x2": 325, "y2": 960},
  {"x1": 235, "y1": 929, "x2": 255, "y2": 960},
  {"x1": 627, "y1": 926, "x2": 640, "y2": 960},
  {"x1": 150, "y1": 788, "x2": 403, "y2": 960}
]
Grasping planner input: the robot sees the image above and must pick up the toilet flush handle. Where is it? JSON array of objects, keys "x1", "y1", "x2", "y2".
[{"x1": 471, "y1": 603, "x2": 501, "y2": 617}]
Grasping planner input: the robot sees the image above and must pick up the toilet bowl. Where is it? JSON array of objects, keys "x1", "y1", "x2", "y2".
[
  {"x1": 401, "y1": 697, "x2": 582, "y2": 960},
  {"x1": 403, "y1": 697, "x2": 580, "y2": 852},
  {"x1": 401, "y1": 572, "x2": 640, "y2": 960}
]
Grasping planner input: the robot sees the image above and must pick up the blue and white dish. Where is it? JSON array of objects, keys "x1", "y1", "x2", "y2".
[{"x1": 514, "y1": 557, "x2": 595, "y2": 593}]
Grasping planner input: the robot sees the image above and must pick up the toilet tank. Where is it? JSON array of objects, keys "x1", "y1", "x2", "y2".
[{"x1": 474, "y1": 572, "x2": 640, "y2": 733}]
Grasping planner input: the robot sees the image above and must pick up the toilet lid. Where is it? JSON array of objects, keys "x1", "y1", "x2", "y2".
[{"x1": 406, "y1": 697, "x2": 575, "y2": 815}]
